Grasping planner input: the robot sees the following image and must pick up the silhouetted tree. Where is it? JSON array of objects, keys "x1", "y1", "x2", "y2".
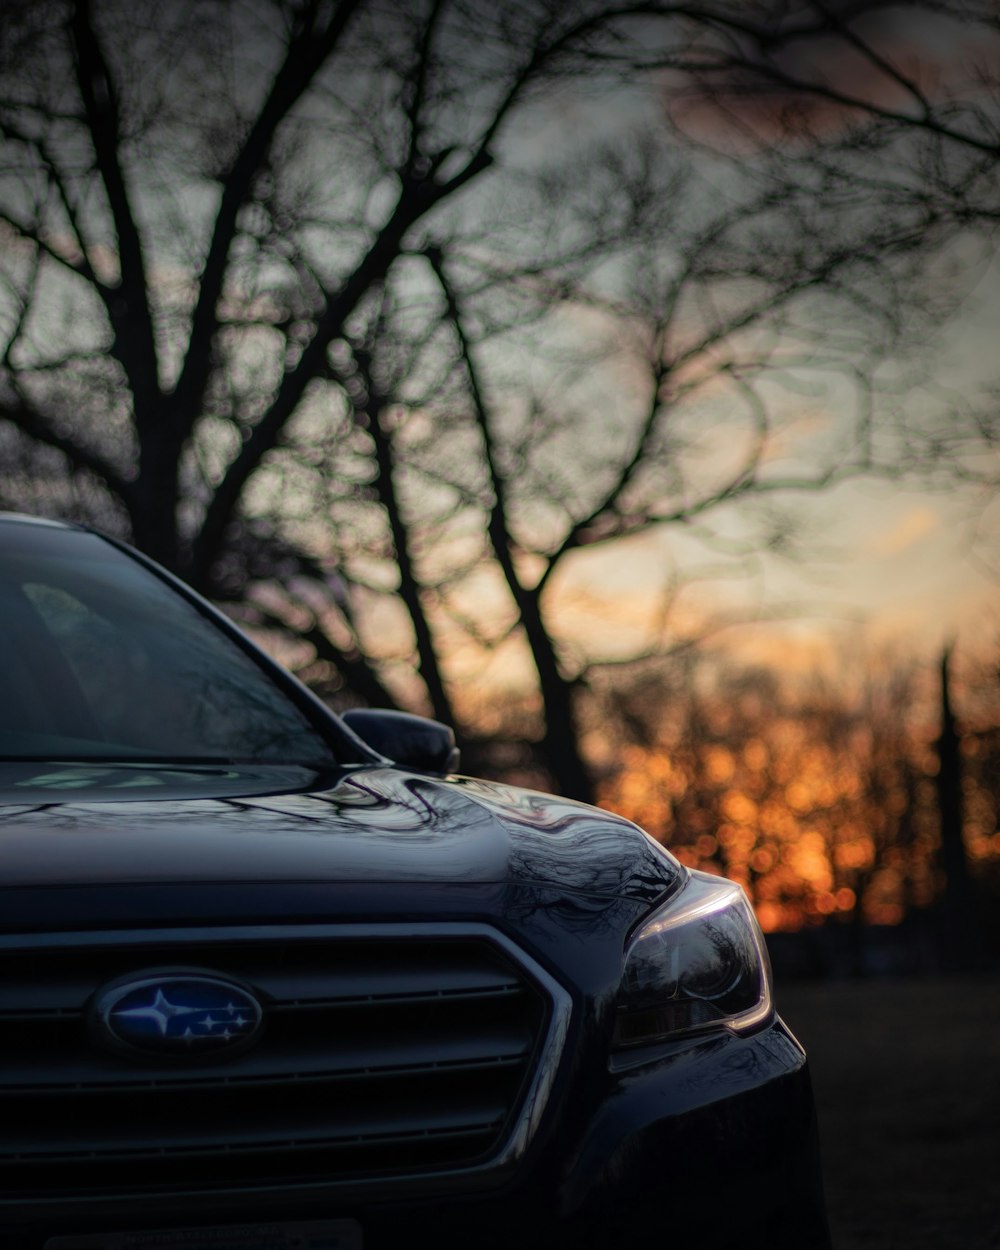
[
  {"x1": 1, "y1": 0, "x2": 996, "y2": 797},
  {"x1": 598, "y1": 644, "x2": 946, "y2": 955},
  {"x1": 936, "y1": 643, "x2": 977, "y2": 964}
]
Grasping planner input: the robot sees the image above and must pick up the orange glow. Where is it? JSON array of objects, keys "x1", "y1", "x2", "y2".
[{"x1": 595, "y1": 665, "x2": 1000, "y2": 933}]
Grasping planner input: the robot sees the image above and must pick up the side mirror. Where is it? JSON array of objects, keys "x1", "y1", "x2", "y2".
[{"x1": 341, "y1": 709, "x2": 460, "y2": 774}]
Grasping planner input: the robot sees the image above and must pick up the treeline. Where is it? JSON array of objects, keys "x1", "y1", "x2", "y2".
[
  {"x1": 3, "y1": 0, "x2": 999, "y2": 815},
  {"x1": 593, "y1": 643, "x2": 999, "y2": 964}
]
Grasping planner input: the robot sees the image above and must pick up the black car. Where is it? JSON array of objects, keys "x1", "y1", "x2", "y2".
[{"x1": 0, "y1": 513, "x2": 828, "y2": 1250}]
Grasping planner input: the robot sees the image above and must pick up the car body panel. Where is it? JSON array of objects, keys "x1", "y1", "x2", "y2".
[
  {"x1": 0, "y1": 765, "x2": 680, "y2": 902},
  {"x1": 0, "y1": 514, "x2": 830, "y2": 1250}
]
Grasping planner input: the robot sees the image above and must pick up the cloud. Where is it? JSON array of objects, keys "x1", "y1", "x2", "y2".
[
  {"x1": 660, "y1": 7, "x2": 996, "y2": 149},
  {"x1": 867, "y1": 506, "x2": 939, "y2": 557}
]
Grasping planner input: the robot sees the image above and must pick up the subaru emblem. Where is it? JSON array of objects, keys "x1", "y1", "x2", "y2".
[{"x1": 91, "y1": 971, "x2": 264, "y2": 1060}]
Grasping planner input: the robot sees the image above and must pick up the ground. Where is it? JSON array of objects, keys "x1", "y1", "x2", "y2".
[{"x1": 779, "y1": 975, "x2": 1000, "y2": 1250}]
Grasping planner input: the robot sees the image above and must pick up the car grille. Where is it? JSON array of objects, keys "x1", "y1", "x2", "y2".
[{"x1": 0, "y1": 925, "x2": 561, "y2": 1199}]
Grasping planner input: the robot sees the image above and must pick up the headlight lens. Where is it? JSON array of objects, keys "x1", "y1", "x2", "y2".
[{"x1": 614, "y1": 870, "x2": 773, "y2": 1048}]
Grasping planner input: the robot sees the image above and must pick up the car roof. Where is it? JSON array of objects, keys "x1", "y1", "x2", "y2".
[{"x1": 0, "y1": 513, "x2": 75, "y2": 529}]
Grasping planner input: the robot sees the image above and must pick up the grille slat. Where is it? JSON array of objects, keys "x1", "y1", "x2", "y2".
[
  {"x1": 0, "y1": 1029, "x2": 531, "y2": 1093},
  {"x1": 0, "y1": 928, "x2": 555, "y2": 1198},
  {"x1": 7, "y1": 1094, "x2": 509, "y2": 1156},
  {"x1": 0, "y1": 951, "x2": 523, "y2": 1015}
]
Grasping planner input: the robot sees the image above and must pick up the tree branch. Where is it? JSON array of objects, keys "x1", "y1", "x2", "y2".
[
  {"x1": 170, "y1": 0, "x2": 365, "y2": 437},
  {"x1": 70, "y1": 0, "x2": 160, "y2": 418},
  {"x1": 0, "y1": 391, "x2": 132, "y2": 502},
  {"x1": 344, "y1": 336, "x2": 458, "y2": 727},
  {"x1": 192, "y1": 170, "x2": 466, "y2": 582}
]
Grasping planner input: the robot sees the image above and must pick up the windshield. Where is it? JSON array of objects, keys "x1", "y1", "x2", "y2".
[{"x1": 0, "y1": 522, "x2": 336, "y2": 766}]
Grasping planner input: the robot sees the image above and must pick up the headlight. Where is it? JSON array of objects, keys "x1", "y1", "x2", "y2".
[{"x1": 613, "y1": 870, "x2": 773, "y2": 1048}]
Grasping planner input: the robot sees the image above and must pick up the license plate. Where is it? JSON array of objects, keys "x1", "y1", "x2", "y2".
[{"x1": 45, "y1": 1218, "x2": 362, "y2": 1250}]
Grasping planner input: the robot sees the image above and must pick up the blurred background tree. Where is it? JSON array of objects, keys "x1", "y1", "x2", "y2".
[
  {"x1": 0, "y1": 0, "x2": 997, "y2": 813},
  {"x1": 599, "y1": 634, "x2": 1000, "y2": 969}
]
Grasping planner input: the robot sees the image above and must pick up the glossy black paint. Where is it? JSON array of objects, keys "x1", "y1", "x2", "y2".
[
  {"x1": 0, "y1": 516, "x2": 829, "y2": 1250},
  {"x1": 0, "y1": 765, "x2": 681, "y2": 901}
]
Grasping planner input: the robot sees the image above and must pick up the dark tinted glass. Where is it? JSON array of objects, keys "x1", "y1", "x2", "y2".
[{"x1": 0, "y1": 522, "x2": 335, "y2": 764}]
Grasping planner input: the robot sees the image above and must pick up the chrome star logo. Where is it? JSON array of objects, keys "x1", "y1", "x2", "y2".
[{"x1": 93, "y1": 974, "x2": 264, "y2": 1059}]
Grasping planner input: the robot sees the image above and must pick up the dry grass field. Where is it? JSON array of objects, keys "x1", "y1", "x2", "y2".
[{"x1": 778, "y1": 975, "x2": 1000, "y2": 1250}]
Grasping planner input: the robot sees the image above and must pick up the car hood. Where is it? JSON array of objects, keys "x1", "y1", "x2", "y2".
[{"x1": 0, "y1": 762, "x2": 680, "y2": 903}]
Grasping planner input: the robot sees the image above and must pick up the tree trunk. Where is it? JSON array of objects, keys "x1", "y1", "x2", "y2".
[
  {"x1": 936, "y1": 645, "x2": 973, "y2": 967},
  {"x1": 512, "y1": 584, "x2": 595, "y2": 805}
]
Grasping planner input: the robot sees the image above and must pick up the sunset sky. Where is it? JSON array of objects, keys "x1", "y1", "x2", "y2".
[
  {"x1": 506, "y1": 6, "x2": 1000, "y2": 674},
  {"x1": 2, "y1": 0, "x2": 997, "y2": 703}
]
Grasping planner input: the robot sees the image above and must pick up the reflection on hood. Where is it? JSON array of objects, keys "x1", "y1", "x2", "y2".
[{"x1": 0, "y1": 764, "x2": 681, "y2": 903}]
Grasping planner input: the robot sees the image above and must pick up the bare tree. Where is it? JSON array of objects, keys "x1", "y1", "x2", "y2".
[{"x1": 0, "y1": 0, "x2": 995, "y2": 798}]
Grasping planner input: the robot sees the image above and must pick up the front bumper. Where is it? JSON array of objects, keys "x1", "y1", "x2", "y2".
[{"x1": 5, "y1": 1018, "x2": 828, "y2": 1250}]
